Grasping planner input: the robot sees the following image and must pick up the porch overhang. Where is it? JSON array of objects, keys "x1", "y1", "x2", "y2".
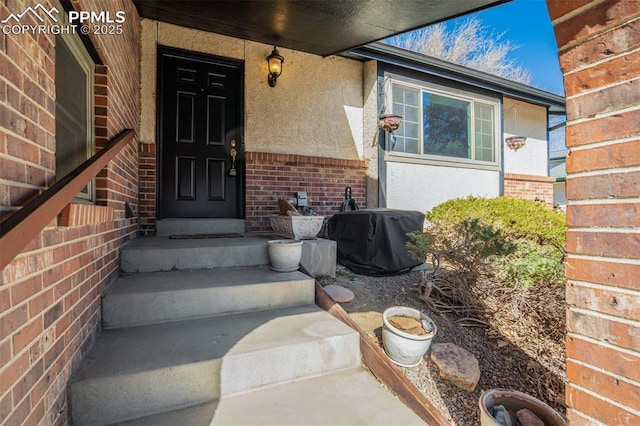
[{"x1": 133, "y1": 0, "x2": 508, "y2": 57}]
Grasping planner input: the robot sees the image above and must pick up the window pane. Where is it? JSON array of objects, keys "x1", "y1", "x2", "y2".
[
  {"x1": 55, "y1": 33, "x2": 94, "y2": 200},
  {"x1": 423, "y1": 92, "x2": 471, "y2": 159},
  {"x1": 391, "y1": 84, "x2": 420, "y2": 154},
  {"x1": 474, "y1": 103, "x2": 494, "y2": 162},
  {"x1": 56, "y1": 39, "x2": 88, "y2": 178}
]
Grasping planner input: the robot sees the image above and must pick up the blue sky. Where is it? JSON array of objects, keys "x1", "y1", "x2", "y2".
[{"x1": 448, "y1": 0, "x2": 564, "y2": 95}]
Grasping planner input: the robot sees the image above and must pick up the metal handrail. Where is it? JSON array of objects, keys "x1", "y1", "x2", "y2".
[{"x1": 0, "y1": 129, "x2": 136, "y2": 270}]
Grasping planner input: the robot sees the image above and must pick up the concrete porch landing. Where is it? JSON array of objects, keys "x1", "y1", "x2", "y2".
[{"x1": 117, "y1": 369, "x2": 424, "y2": 426}]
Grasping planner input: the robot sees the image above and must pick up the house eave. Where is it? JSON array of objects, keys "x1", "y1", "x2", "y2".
[
  {"x1": 350, "y1": 42, "x2": 566, "y2": 114},
  {"x1": 133, "y1": 0, "x2": 508, "y2": 58}
]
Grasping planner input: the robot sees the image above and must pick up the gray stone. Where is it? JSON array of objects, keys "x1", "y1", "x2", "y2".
[
  {"x1": 430, "y1": 343, "x2": 480, "y2": 392},
  {"x1": 324, "y1": 285, "x2": 355, "y2": 303},
  {"x1": 497, "y1": 339, "x2": 509, "y2": 348},
  {"x1": 517, "y1": 408, "x2": 545, "y2": 426}
]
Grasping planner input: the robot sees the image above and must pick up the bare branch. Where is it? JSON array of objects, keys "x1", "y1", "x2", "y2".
[{"x1": 387, "y1": 17, "x2": 532, "y2": 85}]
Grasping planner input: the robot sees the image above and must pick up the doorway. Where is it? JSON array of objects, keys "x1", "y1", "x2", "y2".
[{"x1": 157, "y1": 46, "x2": 244, "y2": 219}]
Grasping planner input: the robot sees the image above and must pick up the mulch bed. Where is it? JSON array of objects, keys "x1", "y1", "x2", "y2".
[{"x1": 318, "y1": 267, "x2": 566, "y2": 425}]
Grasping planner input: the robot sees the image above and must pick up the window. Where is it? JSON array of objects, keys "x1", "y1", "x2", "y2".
[
  {"x1": 55, "y1": 26, "x2": 94, "y2": 201},
  {"x1": 389, "y1": 80, "x2": 499, "y2": 167}
]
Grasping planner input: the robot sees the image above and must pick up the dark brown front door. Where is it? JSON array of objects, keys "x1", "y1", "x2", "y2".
[{"x1": 157, "y1": 47, "x2": 243, "y2": 218}]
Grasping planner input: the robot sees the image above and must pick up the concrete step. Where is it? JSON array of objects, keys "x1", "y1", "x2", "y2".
[
  {"x1": 211, "y1": 368, "x2": 425, "y2": 425},
  {"x1": 113, "y1": 401, "x2": 218, "y2": 426},
  {"x1": 69, "y1": 305, "x2": 359, "y2": 425},
  {"x1": 120, "y1": 236, "x2": 270, "y2": 273},
  {"x1": 103, "y1": 266, "x2": 315, "y2": 329},
  {"x1": 155, "y1": 218, "x2": 246, "y2": 237}
]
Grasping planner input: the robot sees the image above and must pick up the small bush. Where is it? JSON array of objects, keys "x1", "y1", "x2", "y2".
[
  {"x1": 496, "y1": 240, "x2": 565, "y2": 288},
  {"x1": 427, "y1": 196, "x2": 565, "y2": 250},
  {"x1": 417, "y1": 196, "x2": 566, "y2": 288},
  {"x1": 407, "y1": 196, "x2": 567, "y2": 370},
  {"x1": 407, "y1": 217, "x2": 515, "y2": 277}
]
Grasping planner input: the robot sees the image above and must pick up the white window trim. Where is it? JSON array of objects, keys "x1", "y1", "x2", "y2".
[
  {"x1": 384, "y1": 77, "x2": 502, "y2": 172},
  {"x1": 56, "y1": 5, "x2": 95, "y2": 202}
]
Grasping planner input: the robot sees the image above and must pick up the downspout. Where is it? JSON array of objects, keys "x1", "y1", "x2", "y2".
[
  {"x1": 499, "y1": 97, "x2": 505, "y2": 196},
  {"x1": 377, "y1": 71, "x2": 387, "y2": 207}
]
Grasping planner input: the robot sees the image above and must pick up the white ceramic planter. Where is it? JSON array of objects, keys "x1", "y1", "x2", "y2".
[
  {"x1": 267, "y1": 239, "x2": 303, "y2": 272},
  {"x1": 479, "y1": 388, "x2": 566, "y2": 426},
  {"x1": 269, "y1": 215, "x2": 324, "y2": 240},
  {"x1": 382, "y1": 306, "x2": 437, "y2": 367}
]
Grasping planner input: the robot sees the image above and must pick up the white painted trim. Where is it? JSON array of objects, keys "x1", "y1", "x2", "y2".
[
  {"x1": 384, "y1": 151, "x2": 500, "y2": 172},
  {"x1": 384, "y1": 76, "x2": 501, "y2": 169}
]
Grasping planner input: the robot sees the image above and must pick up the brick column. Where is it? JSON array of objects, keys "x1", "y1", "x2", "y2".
[{"x1": 547, "y1": 1, "x2": 640, "y2": 424}]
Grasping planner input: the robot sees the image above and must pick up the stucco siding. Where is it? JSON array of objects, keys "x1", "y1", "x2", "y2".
[
  {"x1": 384, "y1": 161, "x2": 500, "y2": 214},
  {"x1": 503, "y1": 97, "x2": 549, "y2": 176},
  {"x1": 363, "y1": 60, "x2": 380, "y2": 208},
  {"x1": 140, "y1": 19, "x2": 364, "y2": 160}
]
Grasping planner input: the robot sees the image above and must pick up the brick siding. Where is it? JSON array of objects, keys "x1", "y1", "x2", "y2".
[
  {"x1": 245, "y1": 152, "x2": 368, "y2": 232},
  {"x1": 138, "y1": 142, "x2": 156, "y2": 235},
  {"x1": 0, "y1": 1, "x2": 141, "y2": 424},
  {"x1": 547, "y1": 0, "x2": 640, "y2": 423},
  {"x1": 503, "y1": 173, "x2": 555, "y2": 204}
]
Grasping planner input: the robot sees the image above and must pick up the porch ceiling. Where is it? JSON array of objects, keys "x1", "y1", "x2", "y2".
[{"x1": 133, "y1": 0, "x2": 507, "y2": 57}]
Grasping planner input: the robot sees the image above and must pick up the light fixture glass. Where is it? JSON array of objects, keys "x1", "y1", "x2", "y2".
[{"x1": 266, "y1": 46, "x2": 284, "y2": 87}]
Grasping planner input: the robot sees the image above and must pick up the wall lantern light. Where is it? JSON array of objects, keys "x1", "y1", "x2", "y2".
[{"x1": 266, "y1": 46, "x2": 284, "y2": 87}]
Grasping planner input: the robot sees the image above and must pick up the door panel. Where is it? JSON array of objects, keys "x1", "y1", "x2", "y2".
[{"x1": 158, "y1": 47, "x2": 243, "y2": 218}]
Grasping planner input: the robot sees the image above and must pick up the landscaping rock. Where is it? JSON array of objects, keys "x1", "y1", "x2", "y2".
[
  {"x1": 430, "y1": 343, "x2": 480, "y2": 391},
  {"x1": 497, "y1": 339, "x2": 509, "y2": 348},
  {"x1": 323, "y1": 285, "x2": 354, "y2": 303},
  {"x1": 516, "y1": 408, "x2": 545, "y2": 426}
]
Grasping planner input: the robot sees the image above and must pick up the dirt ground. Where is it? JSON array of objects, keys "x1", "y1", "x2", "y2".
[{"x1": 317, "y1": 266, "x2": 566, "y2": 425}]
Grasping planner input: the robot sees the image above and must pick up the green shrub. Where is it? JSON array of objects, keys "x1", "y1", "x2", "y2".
[
  {"x1": 496, "y1": 240, "x2": 565, "y2": 288},
  {"x1": 426, "y1": 196, "x2": 565, "y2": 251},
  {"x1": 407, "y1": 217, "x2": 515, "y2": 275},
  {"x1": 409, "y1": 196, "x2": 566, "y2": 289}
]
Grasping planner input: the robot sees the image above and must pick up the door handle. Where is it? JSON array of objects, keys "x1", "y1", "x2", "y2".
[{"x1": 229, "y1": 147, "x2": 237, "y2": 176}]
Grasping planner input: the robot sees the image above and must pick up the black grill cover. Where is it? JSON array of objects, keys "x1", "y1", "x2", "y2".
[{"x1": 328, "y1": 209, "x2": 424, "y2": 276}]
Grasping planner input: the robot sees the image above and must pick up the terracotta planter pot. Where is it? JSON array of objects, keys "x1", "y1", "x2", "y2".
[{"x1": 479, "y1": 388, "x2": 565, "y2": 426}]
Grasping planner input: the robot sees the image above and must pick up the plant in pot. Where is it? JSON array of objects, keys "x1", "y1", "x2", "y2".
[{"x1": 382, "y1": 306, "x2": 437, "y2": 367}]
